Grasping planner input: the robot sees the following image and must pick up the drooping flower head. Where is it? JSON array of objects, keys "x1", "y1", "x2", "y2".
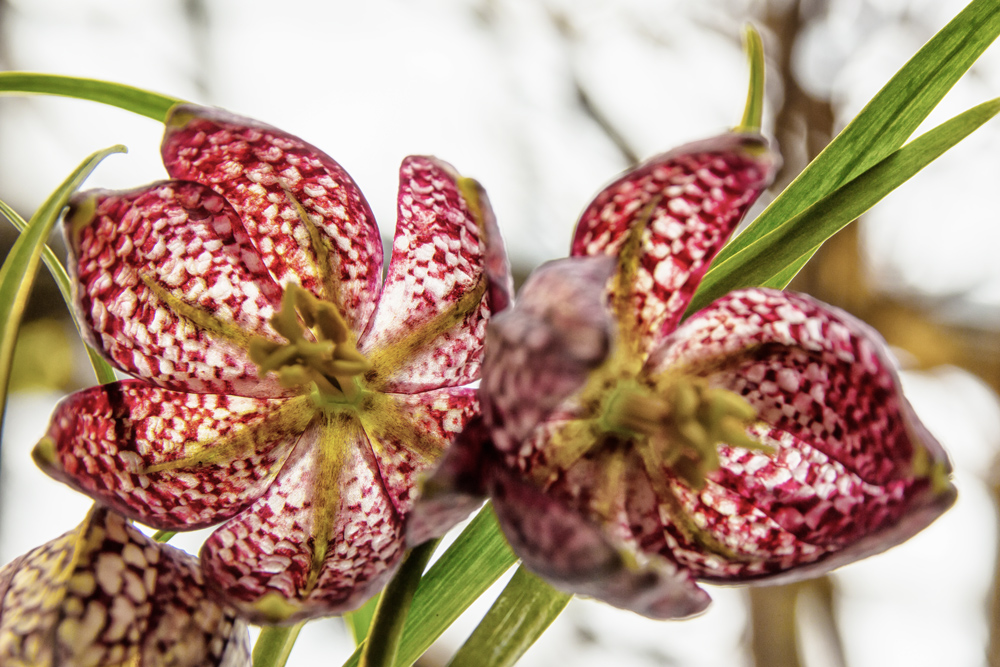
[
  {"x1": 33, "y1": 105, "x2": 511, "y2": 623},
  {"x1": 410, "y1": 133, "x2": 956, "y2": 618},
  {"x1": 0, "y1": 506, "x2": 250, "y2": 666}
]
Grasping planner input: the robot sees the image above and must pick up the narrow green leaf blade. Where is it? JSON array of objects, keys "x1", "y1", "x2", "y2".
[
  {"x1": 0, "y1": 72, "x2": 183, "y2": 122},
  {"x1": 690, "y1": 0, "x2": 1000, "y2": 313},
  {"x1": 689, "y1": 97, "x2": 1000, "y2": 307},
  {"x1": 446, "y1": 565, "x2": 571, "y2": 667},
  {"x1": 342, "y1": 505, "x2": 518, "y2": 667},
  {"x1": 344, "y1": 592, "x2": 381, "y2": 646},
  {"x1": 0, "y1": 198, "x2": 116, "y2": 385},
  {"x1": 0, "y1": 145, "x2": 125, "y2": 433}
]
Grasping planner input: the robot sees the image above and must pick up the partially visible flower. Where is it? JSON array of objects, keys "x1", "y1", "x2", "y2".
[
  {"x1": 0, "y1": 505, "x2": 249, "y2": 666},
  {"x1": 33, "y1": 105, "x2": 510, "y2": 623},
  {"x1": 410, "y1": 133, "x2": 956, "y2": 618}
]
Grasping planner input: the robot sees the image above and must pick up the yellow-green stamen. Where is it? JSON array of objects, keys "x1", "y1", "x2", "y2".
[
  {"x1": 250, "y1": 284, "x2": 371, "y2": 401},
  {"x1": 598, "y1": 375, "x2": 770, "y2": 490}
]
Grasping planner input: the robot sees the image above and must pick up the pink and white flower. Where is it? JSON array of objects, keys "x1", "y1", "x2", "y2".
[
  {"x1": 411, "y1": 133, "x2": 956, "y2": 618},
  {"x1": 34, "y1": 105, "x2": 511, "y2": 624}
]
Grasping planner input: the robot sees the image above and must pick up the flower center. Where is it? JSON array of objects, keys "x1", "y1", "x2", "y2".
[
  {"x1": 249, "y1": 283, "x2": 371, "y2": 403},
  {"x1": 598, "y1": 375, "x2": 771, "y2": 489}
]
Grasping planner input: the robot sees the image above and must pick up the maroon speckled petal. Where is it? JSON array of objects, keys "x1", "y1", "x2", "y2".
[
  {"x1": 482, "y1": 257, "x2": 615, "y2": 455},
  {"x1": 65, "y1": 181, "x2": 286, "y2": 398},
  {"x1": 489, "y1": 462, "x2": 710, "y2": 619},
  {"x1": 645, "y1": 288, "x2": 955, "y2": 579},
  {"x1": 571, "y1": 134, "x2": 776, "y2": 355},
  {"x1": 162, "y1": 104, "x2": 384, "y2": 334},
  {"x1": 0, "y1": 506, "x2": 249, "y2": 667},
  {"x1": 363, "y1": 387, "x2": 480, "y2": 518},
  {"x1": 200, "y1": 422, "x2": 404, "y2": 624},
  {"x1": 406, "y1": 415, "x2": 490, "y2": 546},
  {"x1": 39, "y1": 380, "x2": 305, "y2": 531},
  {"x1": 361, "y1": 157, "x2": 507, "y2": 393}
]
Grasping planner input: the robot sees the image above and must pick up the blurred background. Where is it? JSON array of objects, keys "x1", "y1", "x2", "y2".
[{"x1": 2, "y1": 1, "x2": 1000, "y2": 665}]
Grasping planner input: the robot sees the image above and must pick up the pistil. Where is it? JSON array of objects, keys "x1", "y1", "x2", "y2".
[{"x1": 250, "y1": 284, "x2": 371, "y2": 402}]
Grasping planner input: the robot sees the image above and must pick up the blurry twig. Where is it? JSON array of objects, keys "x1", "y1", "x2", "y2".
[
  {"x1": 545, "y1": 5, "x2": 642, "y2": 168},
  {"x1": 573, "y1": 80, "x2": 641, "y2": 167}
]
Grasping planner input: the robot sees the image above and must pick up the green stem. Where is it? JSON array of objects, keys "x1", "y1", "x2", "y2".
[
  {"x1": 736, "y1": 24, "x2": 766, "y2": 132},
  {"x1": 358, "y1": 539, "x2": 440, "y2": 667},
  {"x1": 152, "y1": 530, "x2": 176, "y2": 543},
  {"x1": 253, "y1": 623, "x2": 305, "y2": 667},
  {"x1": 344, "y1": 592, "x2": 381, "y2": 645}
]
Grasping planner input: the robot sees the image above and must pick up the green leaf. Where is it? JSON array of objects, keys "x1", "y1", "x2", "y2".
[
  {"x1": 342, "y1": 505, "x2": 518, "y2": 667},
  {"x1": 359, "y1": 540, "x2": 440, "y2": 667},
  {"x1": 0, "y1": 72, "x2": 183, "y2": 122},
  {"x1": 0, "y1": 145, "x2": 125, "y2": 433},
  {"x1": 344, "y1": 592, "x2": 381, "y2": 646},
  {"x1": 736, "y1": 24, "x2": 765, "y2": 133},
  {"x1": 446, "y1": 565, "x2": 571, "y2": 667},
  {"x1": 688, "y1": 0, "x2": 1000, "y2": 312},
  {"x1": 0, "y1": 198, "x2": 117, "y2": 385},
  {"x1": 688, "y1": 97, "x2": 1000, "y2": 307}
]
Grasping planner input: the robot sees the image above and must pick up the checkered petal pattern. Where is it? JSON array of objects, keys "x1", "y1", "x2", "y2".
[
  {"x1": 643, "y1": 288, "x2": 954, "y2": 580},
  {"x1": 361, "y1": 157, "x2": 509, "y2": 393},
  {"x1": 162, "y1": 105, "x2": 384, "y2": 334},
  {"x1": 410, "y1": 129, "x2": 956, "y2": 619},
  {"x1": 38, "y1": 381, "x2": 306, "y2": 531},
  {"x1": 66, "y1": 181, "x2": 286, "y2": 398},
  {"x1": 39, "y1": 104, "x2": 511, "y2": 622},
  {"x1": 0, "y1": 506, "x2": 249, "y2": 667},
  {"x1": 571, "y1": 134, "x2": 776, "y2": 356}
]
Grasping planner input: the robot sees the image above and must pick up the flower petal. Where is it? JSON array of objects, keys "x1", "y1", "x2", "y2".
[
  {"x1": 646, "y1": 288, "x2": 955, "y2": 577},
  {"x1": 65, "y1": 181, "x2": 287, "y2": 398},
  {"x1": 489, "y1": 460, "x2": 710, "y2": 619},
  {"x1": 571, "y1": 134, "x2": 776, "y2": 356},
  {"x1": 36, "y1": 380, "x2": 308, "y2": 531},
  {"x1": 481, "y1": 257, "x2": 615, "y2": 455},
  {"x1": 199, "y1": 420, "x2": 404, "y2": 624},
  {"x1": 406, "y1": 415, "x2": 490, "y2": 546},
  {"x1": 362, "y1": 157, "x2": 511, "y2": 392},
  {"x1": 361, "y1": 386, "x2": 480, "y2": 517},
  {"x1": 162, "y1": 104, "x2": 384, "y2": 334},
  {"x1": 0, "y1": 506, "x2": 249, "y2": 667}
]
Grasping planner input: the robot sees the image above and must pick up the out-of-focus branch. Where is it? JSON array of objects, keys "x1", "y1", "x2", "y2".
[
  {"x1": 181, "y1": 0, "x2": 212, "y2": 100},
  {"x1": 573, "y1": 80, "x2": 641, "y2": 167},
  {"x1": 545, "y1": 5, "x2": 642, "y2": 168},
  {"x1": 987, "y1": 462, "x2": 1000, "y2": 667}
]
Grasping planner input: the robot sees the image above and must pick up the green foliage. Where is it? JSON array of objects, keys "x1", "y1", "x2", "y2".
[
  {"x1": 446, "y1": 566, "x2": 571, "y2": 667},
  {"x1": 0, "y1": 73, "x2": 182, "y2": 122},
  {"x1": 0, "y1": 145, "x2": 124, "y2": 431},
  {"x1": 0, "y1": 198, "x2": 117, "y2": 385},
  {"x1": 343, "y1": 506, "x2": 517, "y2": 667},
  {"x1": 688, "y1": 0, "x2": 1000, "y2": 313}
]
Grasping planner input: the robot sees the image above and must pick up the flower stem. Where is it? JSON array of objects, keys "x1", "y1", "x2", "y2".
[
  {"x1": 252, "y1": 622, "x2": 305, "y2": 667},
  {"x1": 358, "y1": 539, "x2": 440, "y2": 667},
  {"x1": 737, "y1": 24, "x2": 766, "y2": 132}
]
